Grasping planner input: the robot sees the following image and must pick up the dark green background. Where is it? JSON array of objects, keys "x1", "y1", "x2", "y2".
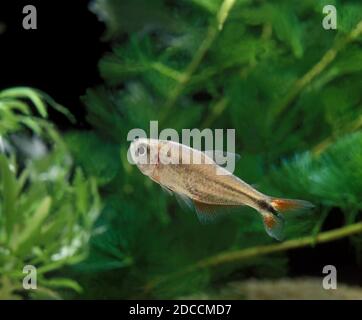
[{"x1": 0, "y1": 0, "x2": 361, "y2": 299}]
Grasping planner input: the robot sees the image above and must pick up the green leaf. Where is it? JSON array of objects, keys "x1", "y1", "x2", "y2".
[
  {"x1": 0, "y1": 154, "x2": 18, "y2": 239},
  {"x1": 339, "y1": 3, "x2": 362, "y2": 33},
  {"x1": 65, "y1": 131, "x2": 120, "y2": 185},
  {"x1": 0, "y1": 87, "x2": 48, "y2": 117},
  {"x1": 268, "y1": 3, "x2": 304, "y2": 58},
  {"x1": 13, "y1": 196, "x2": 52, "y2": 252},
  {"x1": 40, "y1": 278, "x2": 83, "y2": 294},
  {"x1": 188, "y1": 0, "x2": 222, "y2": 14}
]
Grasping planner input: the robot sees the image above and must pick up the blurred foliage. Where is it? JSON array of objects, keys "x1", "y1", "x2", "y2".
[
  {"x1": 64, "y1": 0, "x2": 362, "y2": 299},
  {"x1": 0, "y1": 88, "x2": 101, "y2": 299},
  {"x1": 2, "y1": 0, "x2": 362, "y2": 300}
]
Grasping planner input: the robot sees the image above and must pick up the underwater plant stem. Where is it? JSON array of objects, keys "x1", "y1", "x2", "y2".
[
  {"x1": 145, "y1": 221, "x2": 362, "y2": 292},
  {"x1": 164, "y1": 25, "x2": 217, "y2": 109},
  {"x1": 160, "y1": 0, "x2": 236, "y2": 124},
  {"x1": 273, "y1": 19, "x2": 362, "y2": 119},
  {"x1": 313, "y1": 113, "x2": 362, "y2": 155},
  {"x1": 194, "y1": 222, "x2": 362, "y2": 268},
  {"x1": 201, "y1": 97, "x2": 229, "y2": 128}
]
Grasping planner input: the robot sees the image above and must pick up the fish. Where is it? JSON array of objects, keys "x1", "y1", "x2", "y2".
[{"x1": 129, "y1": 138, "x2": 314, "y2": 240}]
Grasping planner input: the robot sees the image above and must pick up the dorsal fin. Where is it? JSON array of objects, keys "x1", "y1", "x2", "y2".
[{"x1": 204, "y1": 150, "x2": 241, "y2": 166}]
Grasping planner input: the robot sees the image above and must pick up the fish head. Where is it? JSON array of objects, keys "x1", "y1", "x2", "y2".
[{"x1": 130, "y1": 138, "x2": 159, "y2": 176}]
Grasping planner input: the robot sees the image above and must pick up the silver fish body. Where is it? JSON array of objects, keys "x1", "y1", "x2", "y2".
[{"x1": 130, "y1": 138, "x2": 313, "y2": 240}]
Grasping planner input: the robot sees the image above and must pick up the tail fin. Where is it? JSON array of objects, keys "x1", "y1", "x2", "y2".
[
  {"x1": 270, "y1": 198, "x2": 314, "y2": 213},
  {"x1": 261, "y1": 198, "x2": 314, "y2": 241},
  {"x1": 262, "y1": 213, "x2": 285, "y2": 241}
]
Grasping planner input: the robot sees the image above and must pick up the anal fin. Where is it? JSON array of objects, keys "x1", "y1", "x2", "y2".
[{"x1": 193, "y1": 200, "x2": 238, "y2": 224}]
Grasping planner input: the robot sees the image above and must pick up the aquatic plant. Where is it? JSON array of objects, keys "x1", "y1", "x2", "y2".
[
  {"x1": 70, "y1": 0, "x2": 362, "y2": 298},
  {"x1": 0, "y1": 88, "x2": 101, "y2": 299},
  {"x1": 2, "y1": 0, "x2": 362, "y2": 299}
]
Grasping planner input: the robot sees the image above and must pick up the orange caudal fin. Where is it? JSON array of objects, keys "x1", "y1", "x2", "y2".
[
  {"x1": 260, "y1": 198, "x2": 314, "y2": 241},
  {"x1": 262, "y1": 213, "x2": 284, "y2": 241},
  {"x1": 270, "y1": 198, "x2": 314, "y2": 213}
]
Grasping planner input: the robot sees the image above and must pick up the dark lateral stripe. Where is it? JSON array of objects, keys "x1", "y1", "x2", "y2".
[
  {"x1": 215, "y1": 179, "x2": 256, "y2": 203},
  {"x1": 257, "y1": 199, "x2": 278, "y2": 215},
  {"x1": 215, "y1": 179, "x2": 276, "y2": 215}
]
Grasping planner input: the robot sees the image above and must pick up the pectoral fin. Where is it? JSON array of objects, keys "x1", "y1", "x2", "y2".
[
  {"x1": 160, "y1": 185, "x2": 173, "y2": 196},
  {"x1": 174, "y1": 192, "x2": 194, "y2": 211}
]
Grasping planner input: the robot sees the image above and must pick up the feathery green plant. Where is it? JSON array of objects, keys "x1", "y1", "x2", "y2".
[
  {"x1": 66, "y1": 0, "x2": 362, "y2": 298},
  {"x1": 0, "y1": 88, "x2": 100, "y2": 299}
]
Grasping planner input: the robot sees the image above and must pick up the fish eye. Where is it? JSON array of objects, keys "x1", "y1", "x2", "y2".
[
  {"x1": 136, "y1": 144, "x2": 147, "y2": 157},
  {"x1": 138, "y1": 146, "x2": 145, "y2": 155}
]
